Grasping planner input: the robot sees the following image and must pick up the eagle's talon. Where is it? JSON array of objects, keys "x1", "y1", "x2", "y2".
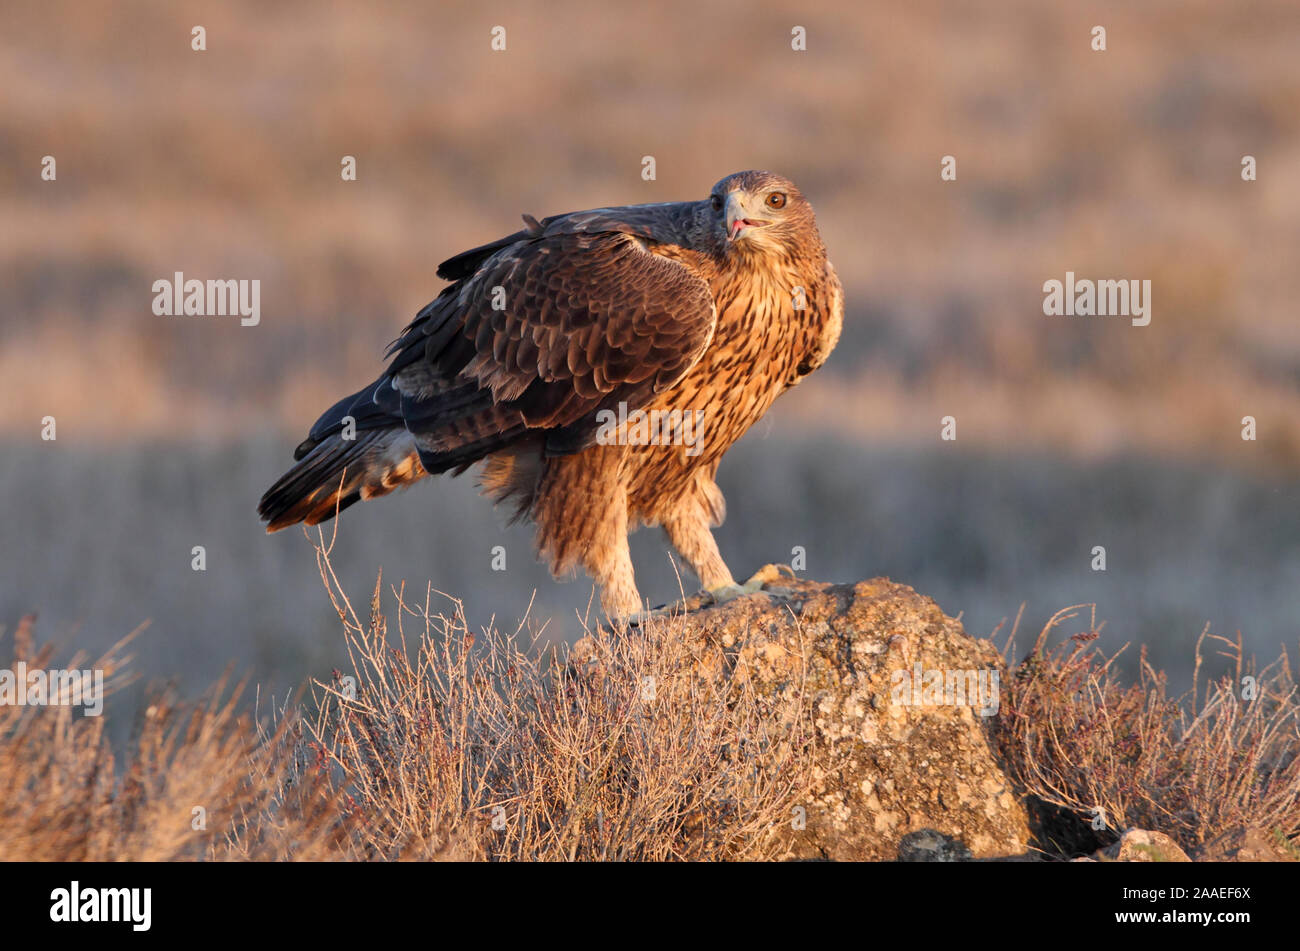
[
  {"x1": 703, "y1": 583, "x2": 745, "y2": 605},
  {"x1": 622, "y1": 598, "x2": 694, "y2": 627},
  {"x1": 747, "y1": 563, "x2": 797, "y2": 586}
]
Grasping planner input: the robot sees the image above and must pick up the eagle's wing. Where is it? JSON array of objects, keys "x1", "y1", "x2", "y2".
[{"x1": 299, "y1": 203, "x2": 718, "y2": 474}]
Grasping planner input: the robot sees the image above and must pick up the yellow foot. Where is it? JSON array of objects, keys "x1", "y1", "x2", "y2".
[
  {"x1": 704, "y1": 563, "x2": 797, "y2": 606},
  {"x1": 623, "y1": 565, "x2": 798, "y2": 627}
]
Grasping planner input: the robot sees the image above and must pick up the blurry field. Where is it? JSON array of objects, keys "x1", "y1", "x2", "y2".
[
  {"x1": 1, "y1": 0, "x2": 1298, "y2": 714},
  {"x1": 3, "y1": 425, "x2": 1295, "y2": 715}
]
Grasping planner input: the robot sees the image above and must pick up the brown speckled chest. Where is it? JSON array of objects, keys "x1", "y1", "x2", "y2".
[{"x1": 624, "y1": 251, "x2": 842, "y2": 524}]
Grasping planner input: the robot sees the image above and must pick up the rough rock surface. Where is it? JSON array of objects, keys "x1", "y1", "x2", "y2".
[
  {"x1": 1094, "y1": 829, "x2": 1192, "y2": 862},
  {"x1": 653, "y1": 576, "x2": 1031, "y2": 861}
]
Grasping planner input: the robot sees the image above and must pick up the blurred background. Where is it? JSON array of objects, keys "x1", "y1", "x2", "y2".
[{"x1": 2, "y1": 0, "x2": 1298, "y2": 714}]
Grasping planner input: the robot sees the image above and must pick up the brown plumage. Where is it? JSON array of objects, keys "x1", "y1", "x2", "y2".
[{"x1": 259, "y1": 170, "x2": 843, "y2": 618}]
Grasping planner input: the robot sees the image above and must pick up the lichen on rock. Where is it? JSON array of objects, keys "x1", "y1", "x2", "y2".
[{"x1": 651, "y1": 576, "x2": 1032, "y2": 860}]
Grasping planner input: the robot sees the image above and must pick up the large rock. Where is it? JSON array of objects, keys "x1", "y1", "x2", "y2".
[
  {"x1": 1094, "y1": 829, "x2": 1192, "y2": 862},
  {"x1": 655, "y1": 576, "x2": 1032, "y2": 860}
]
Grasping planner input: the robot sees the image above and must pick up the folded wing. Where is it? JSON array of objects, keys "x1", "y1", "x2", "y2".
[{"x1": 299, "y1": 205, "x2": 718, "y2": 475}]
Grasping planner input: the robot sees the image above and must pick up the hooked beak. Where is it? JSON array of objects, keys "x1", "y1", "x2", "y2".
[{"x1": 725, "y1": 192, "x2": 768, "y2": 241}]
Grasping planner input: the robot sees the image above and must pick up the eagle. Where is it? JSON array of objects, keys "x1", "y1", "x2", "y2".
[{"x1": 259, "y1": 170, "x2": 843, "y2": 619}]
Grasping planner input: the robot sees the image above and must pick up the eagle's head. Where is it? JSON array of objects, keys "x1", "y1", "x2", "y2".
[{"x1": 707, "y1": 170, "x2": 819, "y2": 262}]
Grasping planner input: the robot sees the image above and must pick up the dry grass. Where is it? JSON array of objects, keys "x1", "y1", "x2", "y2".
[
  {"x1": 0, "y1": 531, "x2": 815, "y2": 861},
  {"x1": 6, "y1": 552, "x2": 1298, "y2": 861},
  {"x1": 304, "y1": 531, "x2": 814, "y2": 860},
  {"x1": 0, "y1": 616, "x2": 351, "y2": 860},
  {"x1": 998, "y1": 605, "x2": 1300, "y2": 858}
]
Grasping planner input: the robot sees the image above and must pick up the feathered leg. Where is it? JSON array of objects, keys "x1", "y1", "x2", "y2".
[
  {"x1": 661, "y1": 497, "x2": 735, "y2": 591},
  {"x1": 590, "y1": 505, "x2": 642, "y2": 619},
  {"x1": 533, "y1": 450, "x2": 643, "y2": 619},
  {"x1": 661, "y1": 481, "x2": 793, "y2": 609}
]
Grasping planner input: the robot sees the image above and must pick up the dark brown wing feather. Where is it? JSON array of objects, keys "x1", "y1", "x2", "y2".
[
  {"x1": 261, "y1": 200, "x2": 718, "y2": 530},
  {"x1": 294, "y1": 207, "x2": 717, "y2": 478},
  {"x1": 393, "y1": 229, "x2": 716, "y2": 467}
]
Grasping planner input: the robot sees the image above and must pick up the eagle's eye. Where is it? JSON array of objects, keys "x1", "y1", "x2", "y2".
[
  {"x1": 766, "y1": 192, "x2": 787, "y2": 209},
  {"x1": 709, "y1": 194, "x2": 723, "y2": 212}
]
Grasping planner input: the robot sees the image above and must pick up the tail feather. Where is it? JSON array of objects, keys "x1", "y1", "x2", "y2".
[{"x1": 258, "y1": 429, "x2": 427, "y2": 531}]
